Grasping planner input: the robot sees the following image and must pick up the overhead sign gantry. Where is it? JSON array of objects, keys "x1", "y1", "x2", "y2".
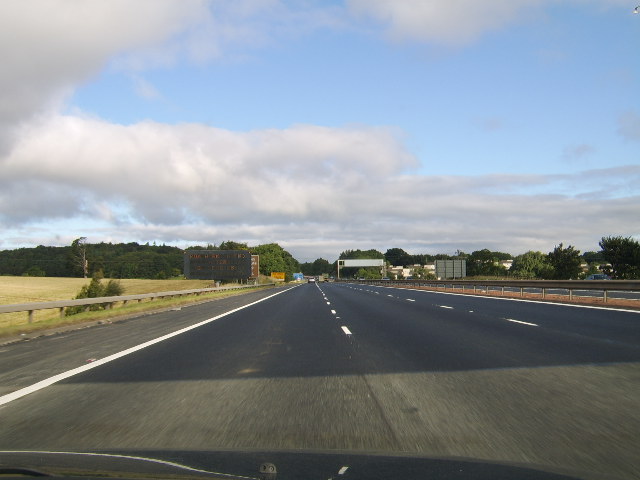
[{"x1": 337, "y1": 259, "x2": 385, "y2": 279}]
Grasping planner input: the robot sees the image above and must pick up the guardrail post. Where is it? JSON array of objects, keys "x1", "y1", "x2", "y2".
[
  {"x1": 569, "y1": 289, "x2": 573, "y2": 301},
  {"x1": 59, "y1": 307, "x2": 65, "y2": 318},
  {"x1": 28, "y1": 310, "x2": 34, "y2": 324},
  {"x1": 520, "y1": 287, "x2": 524, "y2": 297},
  {"x1": 604, "y1": 290, "x2": 608, "y2": 303},
  {"x1": 542, "y1": 288, "x2": 546, "y2": 299}
]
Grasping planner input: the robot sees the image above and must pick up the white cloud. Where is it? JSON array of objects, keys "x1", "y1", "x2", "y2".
[
  {"x1": 346, "y1": 0, "x2": 632, "y2": 45},
  {"x1": 0, "y1": 0, "x2": 212, "y2": 148},
  {"x1": 346, "y1": 0, "x2": 542, "y2": 45},
  {"x1": 0, "y1": 114, "x2": 417, "y2": 226},
  {"x1": 0, "y1": 1, "x2": 637, "y2": 261},
  {"x1": 1, "y1": 114, "x2": 638, "y2": 260}
]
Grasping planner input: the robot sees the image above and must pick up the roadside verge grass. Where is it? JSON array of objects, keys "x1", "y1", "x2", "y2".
[{"x1": 0, "y1": 277, "x2": 268, "y2": 338}]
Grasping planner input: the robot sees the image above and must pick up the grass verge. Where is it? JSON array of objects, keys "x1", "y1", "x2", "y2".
[{"x1": 0, "y1": 285, "x2": 271, "y2": 339}]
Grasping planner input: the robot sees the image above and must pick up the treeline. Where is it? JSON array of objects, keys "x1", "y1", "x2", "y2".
[
  {"x1": 2, "y1": 235, "x2": 637, "y2": 281},
  {"x1": 0, "y1": 242, "x2": 184, "y2": 279},
  {"x1": 300, "y1": 236, "x2": 640, "y2": 280},
  {"x1": 0, "y1": 239, "x2": 301, "y2": 281}
]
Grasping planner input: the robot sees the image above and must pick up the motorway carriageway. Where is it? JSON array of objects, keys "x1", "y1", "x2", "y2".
[{"x1": 0, "y1": 282, "x2": 638, "y2": 480}]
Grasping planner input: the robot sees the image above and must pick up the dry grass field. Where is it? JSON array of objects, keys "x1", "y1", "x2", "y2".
[{"x1": 0, "y1": 276, "x2": 227, "y2": 337}]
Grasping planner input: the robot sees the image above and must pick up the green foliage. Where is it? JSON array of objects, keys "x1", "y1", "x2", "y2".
[
  {"x1": 301, "y1": 258, "x2": 332, "y2": 276},
  {"x1": 69, "y1": 237, "x2": 89, "y2": 278},
  {"x1": 599, "y1": 236, "x2": 640, "y2": 279},
  {"x1": 582, "y1": 251, "x2": 605, "y2": 264},
  {"x1": 411, "y1": 266, "x2": 436, "y2": 280},
  {"x1": 510, "y1": 251, "x2": 553, "y2": 279},
  {"x1": 339, "y1": 249, "x2": 385, "y2": 260},
  {"x1": 466, "y1": 249, "x2": 511, "y2": 276},
  {"x1": 219, "y1": 240, "x2": 249, "y2": 250},
  {"x1": 356, "y1": 268, "x2": 381, "y2": 279},
  {"x1": 66, "y1": 271, "x2": 124, "y2": 315},
  {"x1": 23, "y1": 266, "x2": 46, "y2": 277},
  {"x1": 547, "y1": 243, "x2": 582, "y2": 280},
  {"x1": 338, "y1": 249, "x2": 384, "y2": 278},
  {"x1": 384, "y1": 248, "x2": 413, "y2": 267},
  {"x1": 250, "y1": 243, "x2": 300, "y2": 281},
  {"x1": 0, "y1": 241, "x2": 184, "y2": 279}
]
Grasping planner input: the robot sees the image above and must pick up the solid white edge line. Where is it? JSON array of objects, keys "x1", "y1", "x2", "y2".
[
  {"x1": 338, "y1": 466, "x2": 349, "y2": 474},
  {"x1": 341, "y1": 326, "x2": 352, "y2": 336},
  {"x1": 0, "y1": 286, "x2": 296, "y2": 407},
  {"x1": 0, "y1": 451, "x2": 253, "y2": 479},
  {"x1": 505, "y1": 318, "x2": 539, "y2": 327},
  {"x1": 359, "y1": 284, "x2": 640, "y2": 314}
]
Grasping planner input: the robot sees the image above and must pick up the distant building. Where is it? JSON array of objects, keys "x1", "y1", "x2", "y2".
[{"x1": 500, "y1": 260, "x2": 513, "y2": 270}]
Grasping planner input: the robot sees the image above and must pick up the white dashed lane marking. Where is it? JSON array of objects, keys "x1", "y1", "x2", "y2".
[{"x1": 505, "y1": 318, "x2": 539, "y2": 327}]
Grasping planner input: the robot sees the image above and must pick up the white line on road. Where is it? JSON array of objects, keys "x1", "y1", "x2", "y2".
[
  {"x1": 338, "y1": 466, "x2": 349, "y2": 475},
  {"x1": 406, "y1": 299, "x2": 415, "y2": 302},
  {"x1": 505, "y1": 318, "x2": 539, "y2": 327},
  {"x1": 0, "y1": 286, "x2": 297, "y2": 407},
  {"x1": 331, "y1": 309, "x2": 337, "y2": 315},
  {"x1": 439, "y1": 305, "x2": 453, "y2": 309},
  {"x1": 341, "y1": 326, "x2": 353, "y2": 336}
]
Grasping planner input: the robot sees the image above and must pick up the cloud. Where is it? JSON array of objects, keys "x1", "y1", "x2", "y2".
[
  {"x1": 562, "y1": 143, "x2": 596, "y2": 163},
  {"x1": 617, "y1": 111, "x2": 640, "y2": 141},
  {"x1": 0, "y1": 0, "x2": 213, "y2": 149},
  {"x1": 1, "y1": 114, "x2": 638, "y2": 260},
  {"x1": 0, "y1": 114, "x2": 417, "y2": 226},
  {"x1": 345, "y1": 0, "x2": 632, "y2": 45},
  {"x1": 0, "y1": 1, "x2": 637, "y2": 261},
  {"x1": 346, "y1": 0, "x2": 542, "y2": 45}
]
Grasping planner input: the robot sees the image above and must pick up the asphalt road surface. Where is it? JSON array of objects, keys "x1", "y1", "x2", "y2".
[{"x1": 0, "y1": 283, "x2": 639, "y2": 480}]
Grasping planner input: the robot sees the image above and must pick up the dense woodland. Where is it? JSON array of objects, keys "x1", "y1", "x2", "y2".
[
  {"x1": 0, "y1": 235, "x2": 638, "y2": 281},
  {"x1": 0, "y1": 240, "x2": 300, "y2": 281}
]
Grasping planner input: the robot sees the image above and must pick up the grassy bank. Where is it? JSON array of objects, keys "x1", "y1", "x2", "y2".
[{"x1": 0, "y1": 276, "x2": 259, "y2": 337}]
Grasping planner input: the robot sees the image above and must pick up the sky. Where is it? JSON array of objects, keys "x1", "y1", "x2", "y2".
[{"x1": 0, "y1": 0, "x2": 638, "y2": 263}]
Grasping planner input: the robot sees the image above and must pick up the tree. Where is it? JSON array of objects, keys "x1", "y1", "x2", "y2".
[
  {"x1": 23, "y1": 266, "x2": 46, "y2": 277},
  {"x1": 66, "y1": 270, "x2": 124, "y2": 315},
  {"x1": 467, "y1": 249, "x2": 509, "y2": 277},
  {"x1": 301, "y1": 258, "x2": 332, "y2": 276},
  {"x1": 599, "y1": 236, "x2": 640, "y2": 279},
  {"x1": 510, "y1": 251, "x2": 553, "y2": 279},
  {"x1": 384, "y1": 248, "x2": 412, "y2": 267},
  {"x1": 251, "y1": 243, "x2": 300, "y2": 281},
  {"x1": 547, "y1": 243, "x2": 582, "y2": 279},
  {"x1": 356, "y1": 268, "x2": 381, "y2": 279},
  {"x1": 70, "y1": 237, "x2": 89, "y2": 278},
  {"x1": 412, "y1": 266, "x2": 436, "y2": 280},
  {"x1": 219, "y1": 240, "x2": 249, "y2": 250}
]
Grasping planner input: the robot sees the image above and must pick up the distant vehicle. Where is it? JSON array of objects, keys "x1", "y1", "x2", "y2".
[
  {"x1": 586, "y1": 274, "x2": 611, "y2": 280},
  {"x1": 307, "y1": 277, "x2": 316, "y2": 283}
]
